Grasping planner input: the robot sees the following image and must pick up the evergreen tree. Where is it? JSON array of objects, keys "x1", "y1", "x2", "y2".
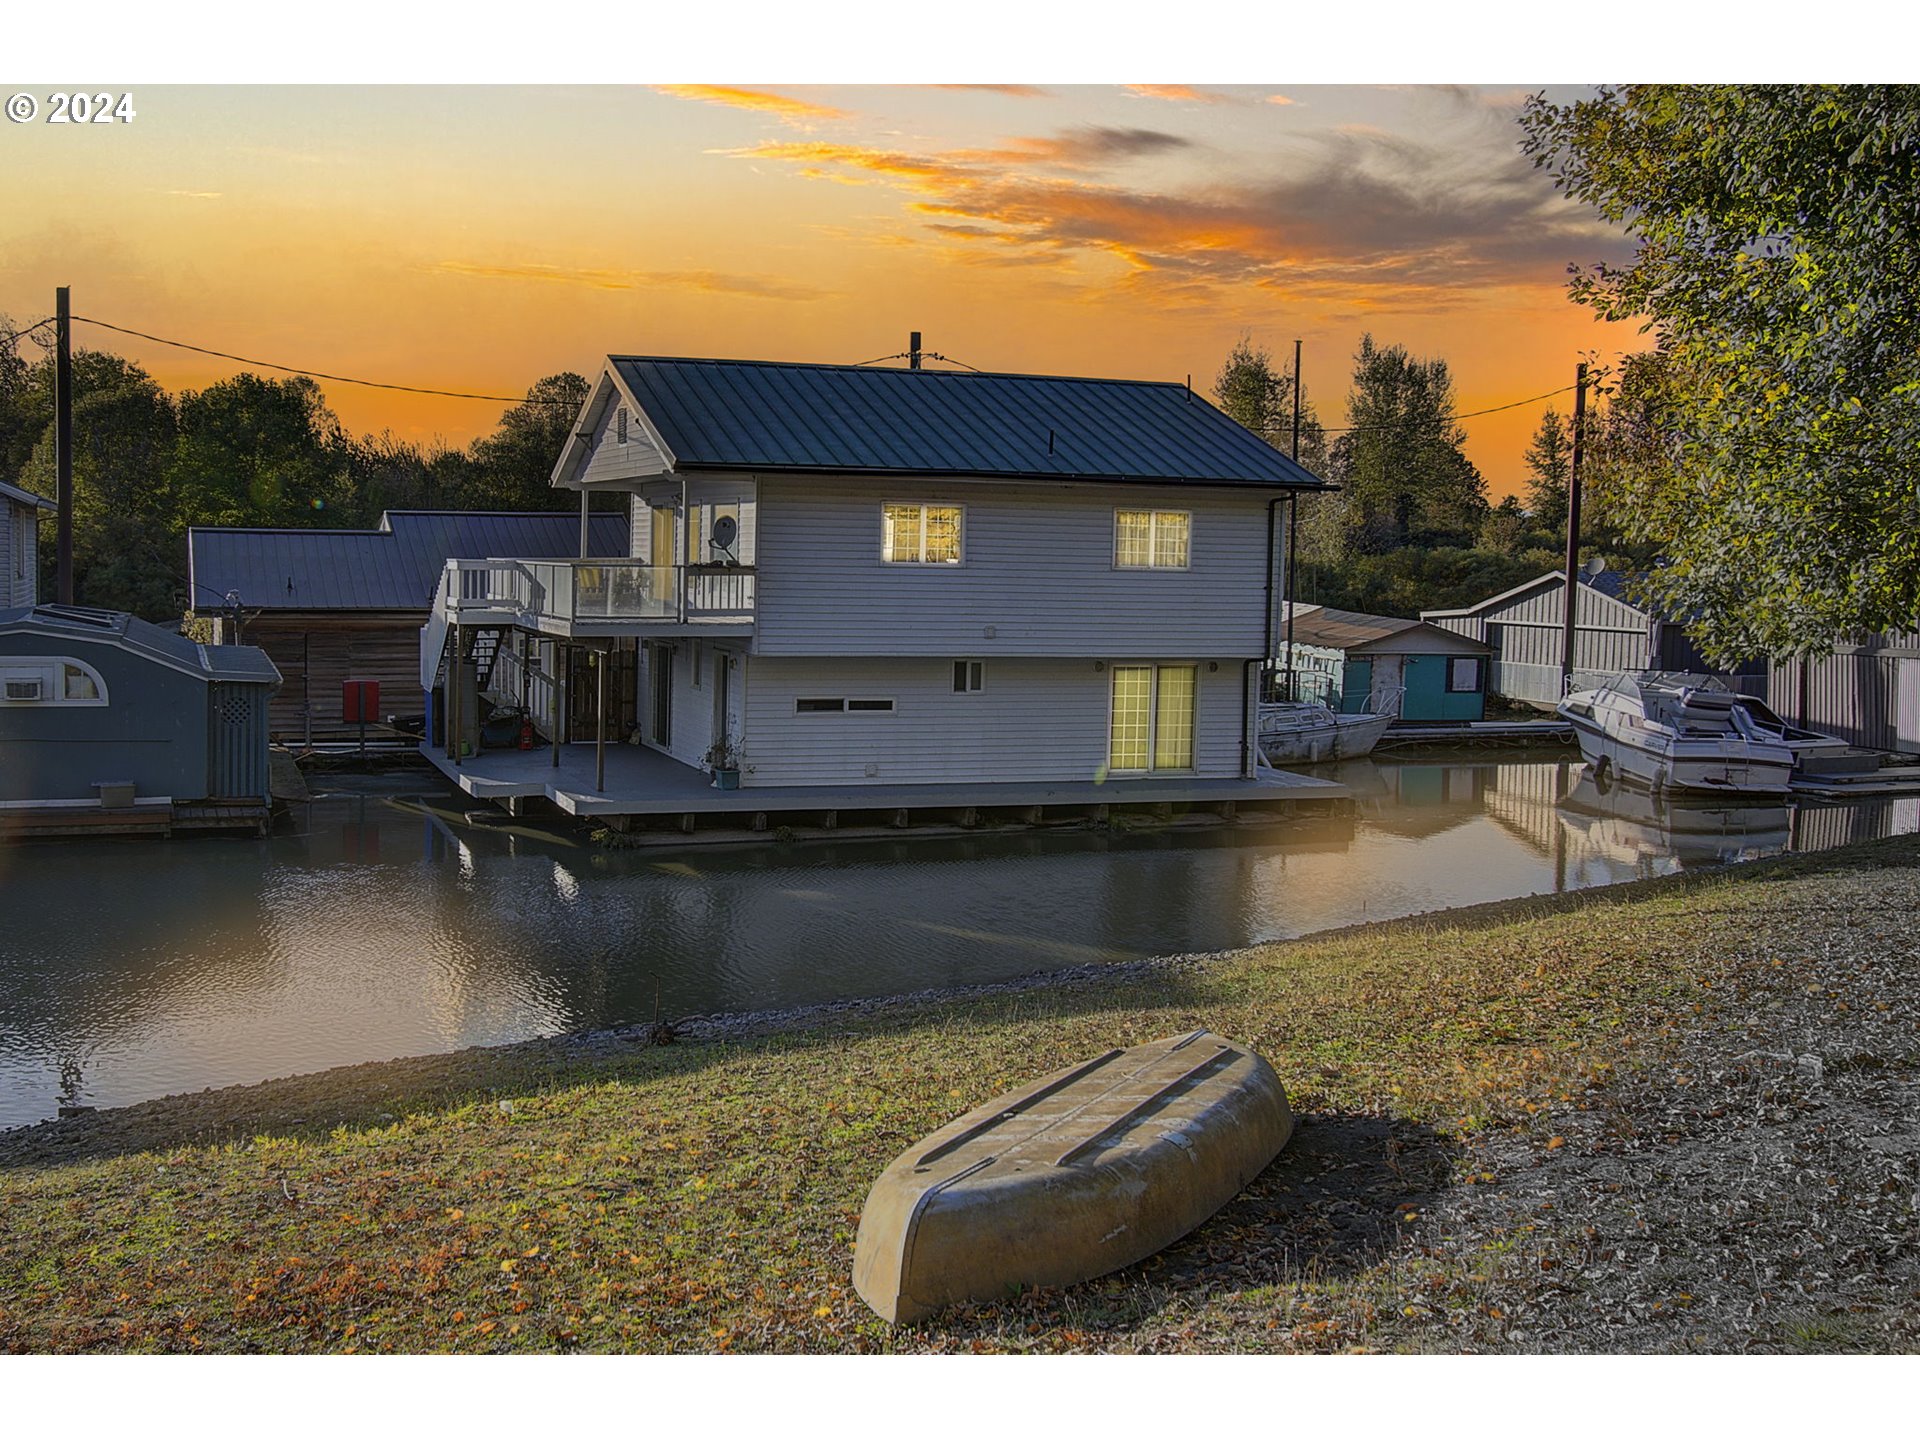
[
  {"x1": 1521, "y1": 407, "x2": 1571, "y2": 534},
  {"x1": 1328, "y1": 334, "x2": 1487, "y2": 552}
]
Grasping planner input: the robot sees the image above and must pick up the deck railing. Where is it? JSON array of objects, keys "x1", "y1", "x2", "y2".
[{"x1": 440, "y1": 558, "x2": 754, "y2": 628}]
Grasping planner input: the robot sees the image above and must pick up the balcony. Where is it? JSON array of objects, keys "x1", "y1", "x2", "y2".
[{"x1": 439, "y1": 558, "x2": 755, "y2": 632}]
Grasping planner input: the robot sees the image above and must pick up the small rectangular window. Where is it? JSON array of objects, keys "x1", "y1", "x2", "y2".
[
  {"x1": 953, "y1": 660, "x2": 985, "y2": 693},
  {"x1": 1114, "y1": 510, "x2": 1190, "y2": 569},
  {"x1": 1447, "y1": 657, "x2": 1482, "y2": 693},
  {"x1": 63, "y1": 665, "x2": 99, "y2": 701},
  {"x1": 847, "y1": 698, "x2": 895, "y2": 713},
  {"x1": 616, "y1": 407, "x2": 628, "y2": 445},
  {"x1": 796, "y1": 697, "x2": 845, "y2": 713},
  {"x1": 882, "y1": 503, "x2": 964, "y2": 564}
]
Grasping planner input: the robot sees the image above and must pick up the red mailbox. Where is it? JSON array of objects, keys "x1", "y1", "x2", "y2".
[{"x1": 342, "y1": 679, "x2": 380, "y2": 723}]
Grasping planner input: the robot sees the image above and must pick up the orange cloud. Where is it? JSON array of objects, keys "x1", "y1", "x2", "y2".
[
  {"x1": 725, "y1": 125, "x2": 1629, "y2": 312},
  {"x1": 933, "y1": 84, "x2": 1051, "y2": 98},
  {"x1": 652, "y1": 85, "x2": 847, "y2": 124},
  {"x1": 432, "y1": 260, "x2": 830, "y2": 302},
  {"x1": 1123, "y1": 84, "x2": 1235, "y2": 104}
]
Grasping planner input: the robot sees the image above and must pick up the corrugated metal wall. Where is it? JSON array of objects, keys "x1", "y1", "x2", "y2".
[
  {"x1": 1769, "y1": 634, "x2": 1920, "y2": 753},
  {"x1": 1428, "y1": 580, "x2": 1655, "y2": 706},
  {"x1": 208, "y1": 681, "x2": 272, "y2": 801}
]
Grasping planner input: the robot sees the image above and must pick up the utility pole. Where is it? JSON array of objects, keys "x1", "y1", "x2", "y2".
[
  {"x1": 1283, "y1": 338, "x2": 1303, "y2": 702},
  {"x1": 54, "y1": 286, "x2": 73, "y2": 605},
  {"x1": 1558, "y1": 362, "x2": 1590, "y2": 695},
  {"x1": 908, "y1": 331, "x2": 922, "y2": 371}
]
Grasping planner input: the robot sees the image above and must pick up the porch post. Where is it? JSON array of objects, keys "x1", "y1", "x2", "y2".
[
  {"x1": 579, "y1": 487, "x2": 590, "y2": 559},
  {"x1": 450, "y1": 622, "x2": 461, "y2": 768},
  {"x1": 595, "y1": 647, "x2": 607, "y2": 793},
  {"x1": 553, "y1": 643, "x2": 565, "y2": 768}
]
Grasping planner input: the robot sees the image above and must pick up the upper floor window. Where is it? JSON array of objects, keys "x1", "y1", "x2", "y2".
[
  {"x1": 1115, "y1": 510, "x2": 1190, "y2": 570},
  {"x1": 0, "y1": 656, "x2": 107, "y2": 706},
  {"x1": 882, "y1": 504, "x2": 963, "y2": 565}
]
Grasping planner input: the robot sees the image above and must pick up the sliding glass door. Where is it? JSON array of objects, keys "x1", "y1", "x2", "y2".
[{"x1": 1108, "y1": 664, "x2": 1197, "y2": 774}]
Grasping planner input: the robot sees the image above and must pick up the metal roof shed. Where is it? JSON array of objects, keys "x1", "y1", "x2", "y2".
[{"x1": 0, "y1": 604, "x2": 280, "y2": 811}]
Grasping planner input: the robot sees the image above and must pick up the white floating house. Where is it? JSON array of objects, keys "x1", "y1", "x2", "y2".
[{"x1": 419, "y1": 355, "x2": 1335, "y2": 822}]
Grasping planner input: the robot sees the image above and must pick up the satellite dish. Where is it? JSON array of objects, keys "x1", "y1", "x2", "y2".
[
  {"x1": 711, "y1": 514, "x2": 739, "y2": 558},
  {"x1": 1584, "y1": 555, "x2": 1608, "y2": 577}
]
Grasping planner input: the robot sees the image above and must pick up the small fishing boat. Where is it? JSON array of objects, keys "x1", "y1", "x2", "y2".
[
  {"x1": 852, "y1": 1030, "x2": 1292, "y2": 1324},
  {"x1": 1257, "y1": 700, "x2": 1395, "y2": 765},
  {"x1": 1558, "y1": 671, "x2": 1805, "y2": 795}
]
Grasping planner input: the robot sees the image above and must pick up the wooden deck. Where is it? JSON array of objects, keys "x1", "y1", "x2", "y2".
[{"x1": 422, "y1": 741, "x2": 1348, "y2": 824}]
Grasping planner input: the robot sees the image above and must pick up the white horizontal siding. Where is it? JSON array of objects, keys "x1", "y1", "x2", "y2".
[
  {"x1": 2, "y1": 500, "x2": 35, "y2": 609},
  {"x1": 752, "y1": 477, "x2": 1274, "y2": 657},
  {"x1": 739, "y1": 655, "x2": 1250, "y2": 787},
  {"x1": 579, "y1": 394, "x2": 668, "y2": 488}
]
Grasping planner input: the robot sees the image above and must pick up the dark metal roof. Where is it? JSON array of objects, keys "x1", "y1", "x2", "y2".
[
  {"x1": 188, "y1": 510, "x2": 630, "y2": 612},
  {"x1": 0, "y1": 479, "x2": 55, "y2": 511},
  {"x1": 609, "y1": 356, "x2": 1326, "y2": 488},
  {"x1": 0, "y1": 604, "x2": 281, "y2": 684},
  {"x1": 1288, "y1": 604, "x2": 1489, "y2": 654}
]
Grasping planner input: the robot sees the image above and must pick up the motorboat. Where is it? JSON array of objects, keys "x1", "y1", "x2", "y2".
[
  {"x1": 1257, "y1": 700, "x2": 1394, "y2": 765},
  {"x1": 1557, "y1": 672, "x2": 1803, "y2": 795},
  {"x1": 852, "y1": 1030, "x2": 1292, "y2": 1324}
]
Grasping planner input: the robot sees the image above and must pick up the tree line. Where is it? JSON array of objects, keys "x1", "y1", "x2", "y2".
[
  {"x1": 1211, "y1": 334, "x2": 1640, "y2": 620},
  {"x1": 0, "y1": 327, "x2": 593, "y2": 619}
]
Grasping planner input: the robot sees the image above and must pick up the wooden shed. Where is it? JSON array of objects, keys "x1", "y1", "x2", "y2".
[
  {"x1": 1422, "y1": 570, "x2": 1764, "y2": 709},
  {"x1": 1280, "y1": 604, "x2": 1490, "y2": 721},
  {"x1": 189, "y1": 510, "x2": 627, "y2": 742},
  {"x1": 0, "y1": 603, "x2": 280, "y2": 833}
]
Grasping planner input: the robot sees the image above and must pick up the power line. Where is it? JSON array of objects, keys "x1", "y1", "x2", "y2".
[
  {"x1": 5, "y1": 317, "x2": 55, "y2": 343},
  {"x1": 71, "y1": 315, "x2": 571, "y2": 404}
]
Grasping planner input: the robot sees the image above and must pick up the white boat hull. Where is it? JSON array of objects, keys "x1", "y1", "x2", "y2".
[
  {"x1": 1565, "y1": 713, "x2": 1794, "y2": 795},
  {"x1": 1258, "y1": 709, "x2": 1394, "y2": 765}
]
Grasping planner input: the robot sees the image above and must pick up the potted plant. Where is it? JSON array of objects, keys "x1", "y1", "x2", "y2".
[{"x1": 703, "y1": 737, "x2": 742, "y2": 790}]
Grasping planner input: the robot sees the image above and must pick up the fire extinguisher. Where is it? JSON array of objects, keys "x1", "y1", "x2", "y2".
[{"x1": 518, "y1": 719, "x2": 535, "y2": 751}]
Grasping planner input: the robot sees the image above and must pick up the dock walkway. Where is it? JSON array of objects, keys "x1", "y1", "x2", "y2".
[{"x1": 422, "y1": 742, "x2": 1347, "y2": 828}]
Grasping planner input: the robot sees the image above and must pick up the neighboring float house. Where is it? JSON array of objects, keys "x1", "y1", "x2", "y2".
[
  {"x1": 2, "y1": 479, "x2": 54, "y2": 609},
  {"x1": 1279, "y1": 603, "x2": 1490, "y2": 722},
  {"x1": 420, "y1": 355, "x2": 1341, "y2": 825},
  {"x1": 1421, "y1": 570, "x2": 1765, "y2": 709},
  {"x1": 0, "y1": 603, "x2": 279, "y2": 837},
  {"x1": 189, "y1": 510, "x2": 626, "y2": 742}
]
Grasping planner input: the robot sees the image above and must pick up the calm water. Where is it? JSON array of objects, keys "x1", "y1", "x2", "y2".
[{"x1": 1, "y1": 757, "x2": 1913, "y2": 1129}]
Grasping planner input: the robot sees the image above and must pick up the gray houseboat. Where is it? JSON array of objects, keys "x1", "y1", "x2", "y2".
[{"x1": 0, "y1": 604, "x2": 281, "y2": 837}]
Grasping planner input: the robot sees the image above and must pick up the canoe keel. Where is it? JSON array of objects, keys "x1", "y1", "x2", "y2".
[{"x1": 853, "y1": 1031, "x2": 1294, "y2": 1324}]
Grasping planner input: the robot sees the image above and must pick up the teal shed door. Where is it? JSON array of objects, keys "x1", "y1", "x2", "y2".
[
  {"x1": 1338, "y1": 659, "x2": 1373, "y2": 713},
  {"x1": 1404, "y1": 655, "x2": 1485, "y2": 722}
]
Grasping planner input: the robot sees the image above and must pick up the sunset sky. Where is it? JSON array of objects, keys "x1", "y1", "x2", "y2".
[{"x1": 0, "y1": 82, "x2": 1644, "y2": 499}]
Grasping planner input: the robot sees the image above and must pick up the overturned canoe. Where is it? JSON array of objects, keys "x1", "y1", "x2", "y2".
[{"x1": 853, "y1": 1030, "x2": 1293, "y2": 1324}]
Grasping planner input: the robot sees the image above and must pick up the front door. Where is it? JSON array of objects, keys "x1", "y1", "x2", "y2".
[{"x1": 567, "y1": 643, "x2": 638, "y2": 739}]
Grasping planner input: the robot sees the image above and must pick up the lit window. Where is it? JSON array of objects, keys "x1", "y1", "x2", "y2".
[
  {"x1": 1114, "y1": 510, "x2": 1190, "y2": 569},
  {"x1": 953, "y1": 660, "x2": 985, "y2": 694},
  {"x1": 882, "y1": 504, "x2": 963, "y2": 564},
  {"x1": 63, "y1": 664, "x2": 99, "y2": 701}
]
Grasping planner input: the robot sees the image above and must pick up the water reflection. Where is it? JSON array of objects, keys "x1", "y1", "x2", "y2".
[{"x1": 1, "y1": 762, "x2": 1912, "y2": 1128}]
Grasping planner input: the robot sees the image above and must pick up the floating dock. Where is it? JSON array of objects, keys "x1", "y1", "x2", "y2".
[{"x1": 423, "y1": 741, "x2": 1348, "y2": 838}]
